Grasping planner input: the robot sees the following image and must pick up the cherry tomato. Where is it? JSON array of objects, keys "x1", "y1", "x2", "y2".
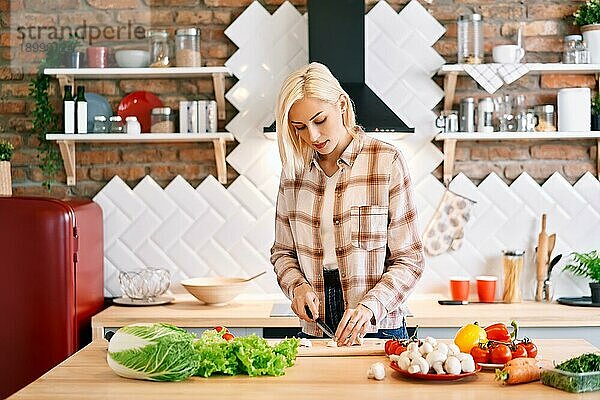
[
  {"x1": 222, "y1": 332, "x2": 234, "y2": 341},
  {"x1": 214, "y1": 326, "x2": 228, "y2": 333},
  {"x1": 511, "y1": 343, "x2": 528, "y2": 359},
  {"x1": 470, "y1": 345, "x2": 490, "y2": 364},
  {"x1": 522, "y1": 341, "x2": 538, "y2": 358},
  {"x1": 490, "y1": 343, "x2": 512, "y2": 364},
  {"x1": 394, "y1": 344, "x2": 407, "y2": 355},
  {"x1": 385, "y1": 340, "x2": 399, "y2": 355}
]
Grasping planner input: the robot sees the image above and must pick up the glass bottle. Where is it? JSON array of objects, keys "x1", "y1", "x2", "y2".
[
  {"x1": 148, "y1": 30, "x2": 172, "y2": 67},
  {"x1": 75, "y1": 86, "x2": 87, "y2": 134},
  {"x1": 175, "y1": 28, "x2": 201, "y2": 67},
  {"x1": 457, "y1": 14, "x2": 483, "y2": 64},
  {"x1": 63, "y1": 85, "x2": 75, "y2": 134}
]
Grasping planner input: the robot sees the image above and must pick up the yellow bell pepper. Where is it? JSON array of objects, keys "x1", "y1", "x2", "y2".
[{"x1": 454, "y1": 322, "x2": 487, "y2": 353}]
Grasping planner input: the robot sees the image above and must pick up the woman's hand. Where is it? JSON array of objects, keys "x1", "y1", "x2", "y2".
[
  {"x1": 335, "y1": 304, "x2": 373, "y2": 346},
  {"x1": 291, "y1": 283, "x2": 319, "y2": 322}
]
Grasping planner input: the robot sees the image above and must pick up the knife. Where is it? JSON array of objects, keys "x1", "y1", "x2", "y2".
[{"x1": 304, "y1": 305, "x2": 336, "y2": 338}]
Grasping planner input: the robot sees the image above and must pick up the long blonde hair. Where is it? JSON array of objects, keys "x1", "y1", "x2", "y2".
[{"x1": 275, "y1": 62, "x2": 359, "y2": 178}]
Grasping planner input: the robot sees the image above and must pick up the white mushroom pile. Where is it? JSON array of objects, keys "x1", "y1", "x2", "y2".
[{"x1": 389, "y1": 336, "x2": 476, "y2": 375}]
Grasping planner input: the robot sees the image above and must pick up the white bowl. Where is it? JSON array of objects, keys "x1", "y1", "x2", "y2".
[
  {"x1": 115, "y1": 50, "x2": 150, "y2": 68},
  {"x1": 181, "y1": 277, "x2": 249, "y2": 305}
]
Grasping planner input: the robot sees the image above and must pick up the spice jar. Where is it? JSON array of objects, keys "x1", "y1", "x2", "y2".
[
  {"x1": 457, "y1": 14, "x2": 483, "y2": 64},
  {"x1": 175, "y1": 28, "x2": 201, "y2": 67},
  {"x1": 108, "y1": 116, "x2": 125, "y2": 133},
  {"x1": 477, "y1": 97, "x2": 494, "y2": 133},
  {"x1": 148, "y1": 30, "x2": 172, "y2": 67},
  {"x1": 92, "y1": 115, "x2": 107, "y2": 133},
  {"x1": 151, "y1": 107, "x2": 175, "y2": 133},
  {"x1": 533, "y1": 105, "x2": 556, "y2": 132},
  {"x1": 502, "y1": 250, "x2": 525, "y2": 303}
]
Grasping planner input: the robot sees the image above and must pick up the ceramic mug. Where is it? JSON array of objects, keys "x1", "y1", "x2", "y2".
[
  {"x1": 492, "y1": 45, "x2": 525, "y2": 63},
  {"x1": 449, "y1": 276, "x2": 470, "y2": 301}
]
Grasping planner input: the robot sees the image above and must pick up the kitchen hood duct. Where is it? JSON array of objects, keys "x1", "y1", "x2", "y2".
[{"x1": 307, "y1": 0, "x2": 414, "y2": 133}]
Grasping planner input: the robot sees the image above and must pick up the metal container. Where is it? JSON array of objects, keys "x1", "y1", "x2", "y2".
[
  {"x1": 477, "y1": 97, "x2": 494, "y2": 133},
  {"x1": 459, "y1": 97, "x2": 476, "y2": 132}
]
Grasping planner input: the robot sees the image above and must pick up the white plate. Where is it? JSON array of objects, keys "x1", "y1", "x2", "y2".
[{"x1": 113, "y1": 296, "x2": 174, "y2": 306}]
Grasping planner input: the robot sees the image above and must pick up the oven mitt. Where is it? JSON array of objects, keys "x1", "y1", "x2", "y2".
[{"x1": 423, "y1": 190, "x2": 476, "y2": 256}]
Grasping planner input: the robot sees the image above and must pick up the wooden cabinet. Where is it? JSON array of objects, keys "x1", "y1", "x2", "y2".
[
  {"x1": 44, "y1": 67, "x2": 234, "y2": 185},
  {"x1": 437, "y1": 63, "x2": 600, "y2": 185}
]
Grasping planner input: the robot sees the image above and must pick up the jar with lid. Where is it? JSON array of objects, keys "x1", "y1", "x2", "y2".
[
  {"x1": 108, "y1": 116, "x2": 125, "y2": 133},
  {"x1": 151, "y1": 107, "x2": 175, "y2": 133},
  {"x1": 148, "y1": 30, "x2": 172, "y2": 67},
  {"x1": 92, "y1": 115, "x2": 107, "y2": 133},
  {"x1": 175, "y1": 28, "x2": 201, "y2": 67},
  {"x1": 533, "y1": 105, "x2": 556, "y2": 132},
  {"x1": 502, "y1": 250, "x2": 525, "y2": 303},
  {"x1": 457, "y1": 14, "x2": 483, "y2": 64},
  {"x1": 125, "y1": 116, "x2": 141, "y2": 135},
  {"x1": 477, "y1": 97, "x2": 494, "y2": 133},
  {"x1": 563, "y1": 35, "x2": 582, "y2": 64}
]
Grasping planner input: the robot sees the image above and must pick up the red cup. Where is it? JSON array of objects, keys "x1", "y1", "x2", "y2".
[
  {"x1": 86, "y1": 46, "x2": 109, "y2": 68},
  {"x1": 449, "y1": 277, "x2": 470, "y2": 301},
  {"x1": 476, "y1": 275, "x2": 497, "y2": 303}
]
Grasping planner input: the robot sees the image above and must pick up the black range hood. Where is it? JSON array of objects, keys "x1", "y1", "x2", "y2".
[
  {"x1": 307, "y1": 0, "x2": 413, "y2": 133},
  {"x1": 264, "y1": 0, "x2": 414, "y2": 133}
]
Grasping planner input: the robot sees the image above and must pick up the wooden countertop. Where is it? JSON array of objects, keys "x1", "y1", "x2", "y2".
[
  {"x1": 10, "y1": 339, "x2": 599, "y2": 399},
  {"x1": 91, "y1": 294, "x2": 600, "y2": 338}
]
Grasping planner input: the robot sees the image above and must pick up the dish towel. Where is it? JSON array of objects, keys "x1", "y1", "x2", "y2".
[
  {"x1": 464, "y1": 63, "x2": 530, "y2": 94},
  {"x1": 422, "y1": 190, "x2": 476, "y2": 256}
]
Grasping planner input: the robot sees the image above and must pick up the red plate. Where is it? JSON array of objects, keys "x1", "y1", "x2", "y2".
[
  {"x1": 390, "y1": 361, "x2": 481, "y2": 381},
  {"x1": 118, "y1": 91, "x2": 163, "y2": 133}
]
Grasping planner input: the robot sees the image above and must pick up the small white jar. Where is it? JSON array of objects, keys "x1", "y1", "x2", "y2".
[{"x1": 126, "y1": 116, "x2": 141, "y2": 135}]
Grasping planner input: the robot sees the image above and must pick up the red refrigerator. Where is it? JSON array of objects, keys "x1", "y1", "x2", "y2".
[{"x1": 0, "y1": 197, "x2": 104, "y2": 398}]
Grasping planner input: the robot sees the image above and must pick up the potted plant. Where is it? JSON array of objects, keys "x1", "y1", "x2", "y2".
[
  {"x1": 0, "y1": 140, "x2": 14, "y2": 196},
  {"x1": 562, "y1": 250, "x2": 600, "y2": 303},
  {"x1": 592, "y1": 93, "x2": 600, "y2": 131},
  {"x1": 574, "y1": 0, "x2": 600, "y2": 63}
]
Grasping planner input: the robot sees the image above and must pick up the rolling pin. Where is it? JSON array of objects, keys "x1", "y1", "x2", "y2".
[{"x1": 535, "y1": 214, "x2": 549, "y2": 302}]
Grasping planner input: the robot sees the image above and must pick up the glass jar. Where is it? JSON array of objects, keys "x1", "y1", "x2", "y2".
[
  {"x1": 477, "y1": 97, "x2": 494, "y2": 133},
  {"x1": 457, "y1": 14, "x2": 483, "y2": 64},
  {"x1": 148, "y1": 30, "x2": 172, "y2": 67},
  {"x1": 151, "y1": 107, "x2": 175, "y2": 133},
  {"x1": 92, "y1": 115, "x2": 107, "y2": 133},
  {"x1": 533, "y1": 105, "x2": 556, "y2": 132},
  {"x1": 108, "y1": 116, "x2": 125, "y2": 133},
  {"x1": 563, "y1": 35, "x2": 581, "y2": 64},
  {"x1": 502, "y1": 250, "x2": 525, "y2": 303},
  {"x1": 175, "y1": 28, "x2": 201, "y2": 67}
]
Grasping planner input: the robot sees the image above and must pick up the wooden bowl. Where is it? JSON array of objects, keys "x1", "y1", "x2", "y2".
[{"x1": 180, "y1": 277, "x2": 249, "y2": 305}]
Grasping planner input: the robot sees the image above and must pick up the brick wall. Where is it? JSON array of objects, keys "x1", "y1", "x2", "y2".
[{"x1": 0, "y1": 0, "x2": 596, "y2": 197}]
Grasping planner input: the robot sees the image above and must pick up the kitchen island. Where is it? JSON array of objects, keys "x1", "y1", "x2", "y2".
[
  {"x1": 92, "y1": 294, "x2": 600, "y2": 346},
  {"x1": 9, "y1": 339, "x2": 599, "y2": 399}
]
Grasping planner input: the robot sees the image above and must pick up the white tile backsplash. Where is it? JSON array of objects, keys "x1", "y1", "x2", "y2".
[{"x1": 94, "y1": 1, "x2": 600, "y2": 302}]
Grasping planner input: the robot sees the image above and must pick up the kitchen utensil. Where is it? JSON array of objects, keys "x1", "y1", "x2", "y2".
[
  {"x1": 390, "y1": 362, "x2": 481, "y2": 381},
  {"x1": 547, "y1": 233, "x2": 556, "y2": 260},
  {"x1": 240, "y1": 270, "x2": 266, "y2": 282},
  {"x1": 547, "y1": 254, "x2": 562, "y2": 279},
  {"x1": 305, "y1": 305, "x2": 336, "y2": 338},
  {"x1": 85, "y1": 93, "x2": 112, "y2": 133},
  {"x1": 180, "y1": 277, "x2": 249, "y2": 305},
  {"x1": 117, "y1": 91, "x2": 163, "y2": 133},
  {"x1": 543, "y1": 280, "x2": 554, "y2": 302},
  {"x1": 268, "y1": 338, "x2": 386, "y2": 357},
  {"x1": 438, "y1": 300, "x2": 503, "y2": 305},
  {"x1": 557, "y1": 296, "x2": 600, "y2": 307},
  {"x1": 535, "y1": 214, "x2": 549, "y2": 301}
]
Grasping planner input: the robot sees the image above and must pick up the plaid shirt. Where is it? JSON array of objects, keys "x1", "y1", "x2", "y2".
[{"x1": 271, "y1": 132, "x2": 424, "y2": 336}]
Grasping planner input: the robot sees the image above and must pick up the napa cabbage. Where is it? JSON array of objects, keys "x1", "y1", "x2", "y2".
[{"x1": 107, "y1": 323, "x2": 198, "y2": 382}]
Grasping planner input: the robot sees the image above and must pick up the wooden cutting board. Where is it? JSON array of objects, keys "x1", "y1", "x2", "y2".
[{"x1": 268, "y1": 338, "x2": 386, "y2": 357}]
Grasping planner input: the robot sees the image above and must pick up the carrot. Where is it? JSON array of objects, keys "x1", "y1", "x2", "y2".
[
  {"x1": 505, "y1": 358, "x2": 537, "y2": 368},
  {"x1": 495, "y1": 364, "x2": 541, "y2": 385}
]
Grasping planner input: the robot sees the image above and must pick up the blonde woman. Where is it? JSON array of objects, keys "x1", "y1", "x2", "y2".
[{"x1": 270, "y1": 62, "x2": 424, "y2": 346}]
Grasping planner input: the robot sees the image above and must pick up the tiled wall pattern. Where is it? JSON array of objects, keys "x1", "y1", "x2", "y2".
[{"x1": 94, "y1": 0, "x2": 600, "y2": 301}]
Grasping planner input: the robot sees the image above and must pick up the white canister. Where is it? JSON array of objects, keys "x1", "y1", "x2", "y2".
[
  {"x1": 557, "y1": 87, "x2": 591, "y2": 132},
  {"x1": 125, "y1": 116, "x2": 141, "y2": 135}
]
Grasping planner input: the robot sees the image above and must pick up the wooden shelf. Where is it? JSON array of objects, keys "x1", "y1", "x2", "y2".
[
  {"x1": 46, "y1": 133, "x2": 234, "y2": 186},
  {"x1": 44, "y1": 66, "x2": 231, "y2": 120},
  {"x1": 263, "y1": 131, "x2": 412, "y2": 141},
  {"x1": 435, "y1": 131, "x2": 600, "y2": 185},
  {"x1": 439, "y1": 63, "x2": 600, "y2": 75}
]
